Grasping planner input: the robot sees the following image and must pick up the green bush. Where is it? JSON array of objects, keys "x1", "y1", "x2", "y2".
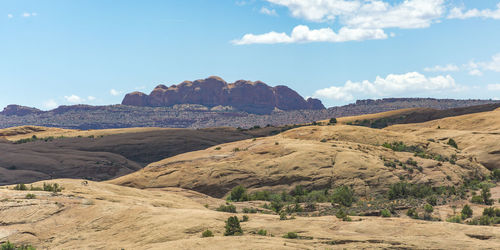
[
  {"x1": 336, "y1": 208, "x2": 348, "y2": 219},
  {"x1": 242, "y1": 207, "x2": 257, "y2": 213},
  {"x1": 424, "y1": 204, "x2": 434, "y2": 214},
  {"x1": 13, "y1": 184, "x2": 27, "y2": 191},
  {"x1": 481, "y1": 186, "x2": 493, "y2": 205},
  {"x1": 25, "y1": 193, "x2": 36, "y2": 199},
  {"x1": 406, "y1": 208, "x2": 417, "y2": 218},
  {"x1": 426, "y1": 196, "x2": 437, "y2": 206},
  {"x1": 447, "y1": 138, "x2": 458, "y2": 149},
  {"x1": 257, "y1": 229, "x2": 267, "y2": 236},
  {"x1": 381, "y1": 209, "x2": 391, "y2": 217},
  {"x1": 0, "y1": 242, "x2": 35, "y2": 250},
  {"x1": 482, "y1": 207, "x2": 500, "y2": 217},
  {"x1": 331, "y1": 186, "x2": 354, "y2": 207},
  {"x1": 228, "y1": 185, "x2": 248, "y2": 202},
  {"x1": 283, "y1": 232, "x2": 298, "y2": 239},
  {"x1": 270, "y1": 198, "x2": 284, "y2": 213},
  {"x1": 446, "y1": 215, "x2": 462, "y2": 223},
  {"x1": 201, "y1": 229, "x2": 214, "y2": 237},
  {"x1": 224, "y1": 216, "x2": 243, "y2": 236},
  {"x1": 279, "y1": 211, "x2": 287, "y2": 220},
  {"x1": 491, "y1": 169, "x2": 500, "y2": 181},
  {"x1": 479, "y1": 215, "x2": 491, "y2": 225},
  {"x1": 329, "y1": 118, "x2": 337, "y2": 125},
  {"x1": 471, "y1": 195, "x2": 483, "y2": 204},
  {"x1": 461, "y1": 204, "x2": 473, "y2": 218},
  {"x1": 241, "y1": 215, "x2": 249, "y2": 222},
  {"x1": 216, "y1": 204, "x2": 237, "y2": 213},
  {"x1": 43, "y1": 183, "x2": 62, "y2": 193}
]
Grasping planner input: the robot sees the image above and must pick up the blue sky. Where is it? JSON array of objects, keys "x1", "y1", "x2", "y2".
[{"x1": 1, "y1": 0, "x2": 500, "y2": 109}]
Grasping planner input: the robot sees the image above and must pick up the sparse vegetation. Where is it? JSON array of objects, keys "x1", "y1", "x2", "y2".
[
  {"x1": 25, "y1": 193, "x2": 36, "y2": 199},
  {"x1": 447, "y1": 138, "x2": 458, "y2": 149},
  {"x1": 0, "y1": 241, "x2": 35, "y2": 250},
  {"x1": 201, "y1": 229, "x2": 214, "y2": 237},
  {"x1": 228, "y1": 185, "x2": 248, "y2": 202},
  {"x1": 13, "y1": 183, "x2": 27, "y2": 191},
  {"x1": 328, "y1": 118, "x2": 337, "y2": 125},
  {"x1": 381, "y1": 209, "x2": 391, "y2": 217},
  {"x1": 283, "y1": 232, "x2": 298, "y2": 239},
  {"x1": 241, "y1": 215, "x2": 249, "y2": 222},
  {"x1": 331, "y1": 186, "x2": 354, "y2": 207},
  {"x1": 257, "y1": 229, "x2": 267, "y2": 236},
  {"x1": 224, "y1": 216, "x2": 243, "y2": 236},
  {"x1": 462, "y1": 205, "x2": 473, "y2": 219},
  {"x1": 216, "y1": 204, "x2": 237, "y2": 213}
]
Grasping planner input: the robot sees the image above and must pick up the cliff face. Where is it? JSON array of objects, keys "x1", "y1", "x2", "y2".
[{"x1": 122, "y1": 76, "x2": 325, "y2": 114}]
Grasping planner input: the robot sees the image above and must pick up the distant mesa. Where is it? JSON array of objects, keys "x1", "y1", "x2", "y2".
[
  {"x1": 1, "y1": 105, "x2": 42, "y2": 116},
  {"x1": 121, "y1": 76, "x2": 325, "y2": 114}
]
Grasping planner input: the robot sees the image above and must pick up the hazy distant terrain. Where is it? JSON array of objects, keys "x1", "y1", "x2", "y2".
[{"x1": 1, "y1": 98, "x2": 498, "y2": 129}]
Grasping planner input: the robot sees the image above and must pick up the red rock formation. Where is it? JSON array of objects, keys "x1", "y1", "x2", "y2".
[{"x1": 121, "y1": 76, "x2": 325, "y2": 114}]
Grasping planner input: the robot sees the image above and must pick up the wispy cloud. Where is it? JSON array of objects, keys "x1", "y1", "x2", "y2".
[
  {"x1": 260, "y1": 7, "x2": 277, "y2": 16},
  {"x1": 313, "y1": 72, "x2": 461, "y2": 102},
  {"x1": 7, "y1": 14, "x2": 13, "y2": 18},
  {"x1": 87, "y1": 96, "x2": 96, "y2": 101},
  {"x1": 110, "y1": 89, "x2": 122, "y2": 96},
  {"x1": 423, "y1": 64, "x2": 459, "y2": 72},
  {"x1": 487, "y1": 84, "x2": 500, "y2": 91},
  {"x1": 22, "y1": 12, "x2": 37, "y2": 18}
]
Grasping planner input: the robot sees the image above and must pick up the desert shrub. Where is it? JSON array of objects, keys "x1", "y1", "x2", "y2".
[
  {"x1": 388, "y1": 182, "x2": 433, "y2": 199},
  {"x1": 228, "y1": 185, "x2": 248, "y2": 202},
  {"x1": 406, "y1": 158, "x2": 418, "y2": 166},
  {"x1": 216, "y1": 204, "x2": 237, "y2": 213},
  {"x1": 447, "y1": 138, "x2": 458, "y2": 149},
  {"x1": 491, "y1": 169, "x2": 500, "y2": 181},
  {"x1": 25, "y1": 193, "x2": 36, "y2": 199},
  {"x1": 331, "y1": 186, "x2": 354, "y2": 207},
  {"x1": 43, "y1": 183, "x2": 62, "y2": 192},
  {"x1": 249, "y1": 190, "x2": 272, "y2": 201},
  {"x1": 384, "y1": 161, "x2": 396, "y2": 168},
  {"x1": 215, "y1": 147, "x2": 221, "y2": 150},
  {"x1": 424, "y1": 204, "x2": 434, "y2": 214},
  {"x1": 426, "y1": 196, "x2": 437, "y2": 206},
  {"x1": 224, "y1": 216, "x2": 243, "y2": 236},
  {"x1": 0, "y1": 242, "x2": 35, "y2": 250},
  {"x1": 279, "y1": 211, "x2": 287, "y2": 220},
  {"x1": 481, "y1": 186, "x2": 493, "y2": 205},
  {"x1": 241, "y1": 215, "x2": 249, "y2": 222},
  {"x1": 232, "y1": 147, "x2": 240, "y2": 152},
  {"x1": 329, "y1": 118, "x2": 337, "y2": 125},
  {"x1": 446, "y1": 215, "x2": 462, "y2": 223},
  {"x1": 283, "y1": 232, "x2": 298, "y2": 239},
  {"x1": 471, "y1": 195, "x2": 483, "y2": 204},
  {"x1": 406, "y1": 208, "x2": 417, "y2": 218},
  {"x1": 462, "y1": 205, "x2": 473, "y2": 218},
  {"x1": 270, "y1": 198, "x2": 284, "y2": 213},
  {"x1": 336, "y1": 208, "x2": 347, "y2": 219},
  {"x1": 201, "y1": 229, "x2": 214, "y2": 237},
  {"x1": 257, "y1": 229, "x2": 267, "y2": 236},
  {"x1": 242, "y1": 207, "x2": 257, "y2": 213},
  {"x1": 381, "y1": 209, "x2": 391, "y2": 218},
  {"x1": 13, "y1": 184, "x2": 27, "y2": 191},
  {"x1": 482, "y1": 207, "x2": 500, "y2": 218},
  {"x1": 382, "y1": 142, "x2": 424, "y2": 154},
  {"x1": 479, "y1": 215, "x2": 491, "y2": 225}
]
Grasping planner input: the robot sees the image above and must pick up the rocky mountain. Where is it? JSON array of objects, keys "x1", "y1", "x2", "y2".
[
  {"x1": 122, "y1": 76, "x2": 325, "y2": 114},
  {"x1": 0, "y1": 105, "x2": 42, "y2": 116}
]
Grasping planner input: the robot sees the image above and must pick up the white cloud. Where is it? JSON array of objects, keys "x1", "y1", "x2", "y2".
[
  {"x1": 232, "y1": 25, "x2": 387, "y2": 45},
  {"x1": 260, "y1": 7, "x2": 278, "y2": 16},
  {"x1": 448, "y1": 3, "x2": 500, "y2": 20},
  {"x1": 423, "y1": 64, "x2": 459, "y2": 72},
  {"x1": 7, "y1": 14, "x2": 13, "y2": 18},
  {"x1": 110, "y1": 89, "x2": 122, "y2": 96},
  {"x1": 22, "y1": 12, "x2": 31, "y2": 17},
  {"x1": 42, "y1": 99, "x2": 58, "y2": 110},
  {"x1": 64, "y1": 95, "x2": 84, "y2": 103},
  {"x1": 313, "y1": 72, "x2": 460, "y2": 101},
  {"x1": 468, "y1": 69, "x2": 483, "y2": 76},
  {"x1": 266, "y1": 0, "x2": 445, "y2": 29},
  {"x1": 87, "y1": 96, "x2": 96, "y2": 101},
  {"x1": 487, "y1": 84, "x2": 500, "y2": 91}
]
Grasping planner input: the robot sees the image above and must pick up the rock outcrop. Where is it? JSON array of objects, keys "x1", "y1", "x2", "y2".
[
  {"x1": 1, "y1": 105, "x2": 42, "y2": 116},
  {"x1": 122, "y1": 76, "x2": 325, "y2": 114}
]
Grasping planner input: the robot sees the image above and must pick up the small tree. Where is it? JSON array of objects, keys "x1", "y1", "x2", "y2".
[
  {"x1": 481, "y1": 186, "x2": 493, "y2": 205},
  {"x1": 447, "y1": 138, "x2": 458, "y2": 149},
  {"x1": 461, "y1": 204, "x2": 473, "y2": 219},
  {"x1": 381, "y1": 209, "x2": 391, "y2": 217},
  {"x1": 424, "y1": 204, "x2": 434, "y2": 214},
  {"x1": 229, "y1": 185, "x2": 248, "y2": 202},
  {"x1": 224, "y1": 216, "x2": 243, "y2": 236},
  {"x1": 331, "y1": 186, "x2": 354, "y2": 207},
  {"x1": 329, "y1": 118, "x2": 337, "y2": 125}
]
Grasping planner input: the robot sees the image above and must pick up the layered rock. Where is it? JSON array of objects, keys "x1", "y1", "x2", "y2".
[{"x1": 122, "y1": 76, "x2": 325, "y2": 114}]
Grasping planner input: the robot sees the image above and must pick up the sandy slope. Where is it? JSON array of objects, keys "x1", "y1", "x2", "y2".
[
  {"x1": 1, "y1": 179, "x2": 499, "y2": 249},
  {"x1": 386, "y1": 108, "x2": 500, "y2": 170}
]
